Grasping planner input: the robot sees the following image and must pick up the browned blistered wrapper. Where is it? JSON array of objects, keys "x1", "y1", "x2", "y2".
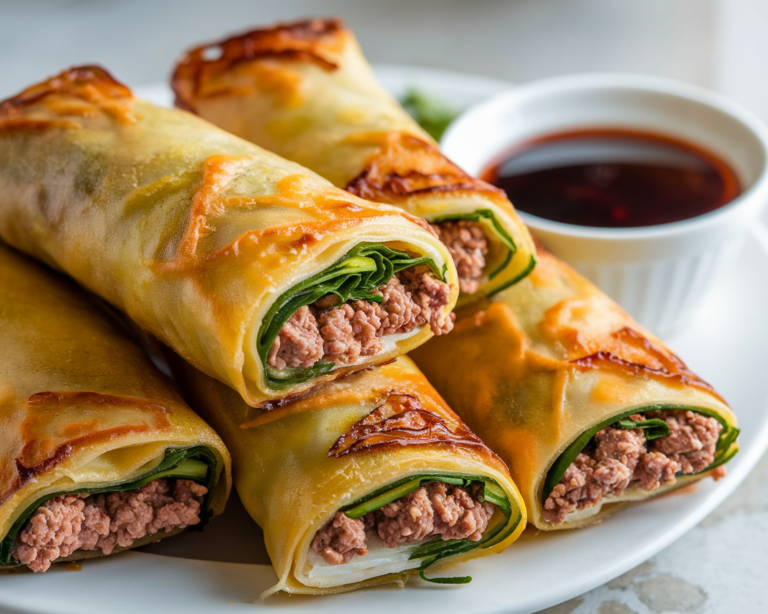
[
  {"x1": 0, "y1": 66, "x2": 457, "y2": 408},
  {"x1": 172, "y1": 19, "x2": 536, "y2": 299}
]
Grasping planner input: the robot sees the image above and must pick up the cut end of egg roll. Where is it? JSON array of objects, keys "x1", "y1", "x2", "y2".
[
  {"x1": 166, "y1": 353, "x2": 526, "y2": 596},
  {"x1": 298, "y1": 472, "x2": 518, "y2": 590},
  {"x1": 0, "y1": 65, "x2": 458, "y2": 408},
  {"x1": 1, "y1": 445, "x2": 225, "y2": 573},
  {"x1": 413, "y1": 248, "x2": 739, "y2": 530},
  {"x1": 538, "y1": 405, "x2": 737, "y2": 529},
  {"x1": 0, "y1": 242, "x2": 232, "y2": 572},
  {"x1": 171, "y1": 18, "x2": 537, "y2": 301},
  {"x1": 257, "y1": 241, "x2": 455, "y2": 391}
]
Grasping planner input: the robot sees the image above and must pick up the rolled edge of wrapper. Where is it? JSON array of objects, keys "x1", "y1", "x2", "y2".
[
  {"x1": 0, "y1": 396, "x2": 233, "y2": 569},
  {"x1": 239, "y1": 227, "x2": 459, "y2": 407},
  {"x1": 530, "y1": 409, "x2": 738, "y2": 531}
]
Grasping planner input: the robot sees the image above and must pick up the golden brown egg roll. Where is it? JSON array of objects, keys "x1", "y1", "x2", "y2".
[
  {"x1": 0, "y1": 66, "x2": 458, "y2": 409},
  {"x1": 412, "y1": 248, "x2": 738, "y2": 530},
  {"x1": 0, "y1": 242, "x2": 231, "y2": 572},
  {"x1": 166, "y1": 354, "x2": 526, "y2": 596},
  {"x1": 171, "y1": 18, "x2": 536, "y2": 301}
]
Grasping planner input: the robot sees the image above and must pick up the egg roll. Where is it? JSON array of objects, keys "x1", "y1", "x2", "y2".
[
  {"x1": 412, "y1": 248, "x2": 738, "y2": 530},
  {"x1": 167, "y1": 354, "x2": 525, "y2": 596},
  {"x1": 0, "y1": 66, "x2": 458, "y2": 409},
  {"x1": 0, "y1": 242, "x2": 231, "y2": 572},
  {"x1": 171, "y1": 18, "x2": 536, "y2": 301}
]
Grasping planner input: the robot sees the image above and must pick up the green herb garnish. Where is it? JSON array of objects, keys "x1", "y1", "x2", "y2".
[{"x1": 401, "y1": 89, "x2": 460, "y2": 141}]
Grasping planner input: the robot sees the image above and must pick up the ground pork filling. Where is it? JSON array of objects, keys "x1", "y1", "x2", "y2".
[
  {"x1": 543, "y1": 411, "x2": 726, "y2": 526},
  {"x1": 12, "y1": 478, "x2": 208, "y2": 573},
  {"x1": 310, "y1": 482, "x2": 496, "y2": 565},
  {"x1": 268, "y1": 266, "x2": 455, "y2": 371},
  {"x1": 431, "y1": 221, "x2": 490, "y2": 295}
]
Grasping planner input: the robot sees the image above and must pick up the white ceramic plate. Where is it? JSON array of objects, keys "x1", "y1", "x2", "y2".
[{"x1": 3, "y1": 66, "x2": 768, "y2": 614}]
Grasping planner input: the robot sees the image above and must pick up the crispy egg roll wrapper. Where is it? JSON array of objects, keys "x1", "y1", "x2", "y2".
[
  {"x1": 167, "y1": 354, "x2": 525, "y2": 596},
  {"x1": 0, "y1": 67, "x2": 458, "y2": 408},
  {"x1": 0, "y1": 243, "x2": 231, "y2": 568},
  {"x1": 412, "y1": 249, "x2": 738, "y2": 530},
  {"x1": 172, "y1": 19, "x2": 536, "y2": 300}
]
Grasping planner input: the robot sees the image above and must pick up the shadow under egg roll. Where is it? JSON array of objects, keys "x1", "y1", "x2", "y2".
[
  {"x1": 0, "y1": 243, "x2": 231, "y2": 573},
  {"x1": 172, "y1": 18, "x2": 537, "y2": 301},
  {"x1": 0, "y1": 66, "x2": 458, "y2": 409},
  {"x1": 166, "y1": 354, "x2": 526, "y2": 596},
  {"x1": 412, "y1": 248, "x2": 739, "y2": 530}
]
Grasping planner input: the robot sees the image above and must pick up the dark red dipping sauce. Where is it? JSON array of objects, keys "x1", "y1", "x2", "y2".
[{"x1": 481, "y1": 128, "x2": 741, "y2": 228}]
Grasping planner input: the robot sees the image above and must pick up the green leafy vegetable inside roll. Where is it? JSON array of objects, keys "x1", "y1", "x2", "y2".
[{"x1": 260, "y1": 243, "x2": 454, "y2": 388}]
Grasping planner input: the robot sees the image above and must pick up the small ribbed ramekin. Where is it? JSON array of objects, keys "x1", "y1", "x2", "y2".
[{"x1": 442, "y1": 73, "x2": 768, "y2": 334}]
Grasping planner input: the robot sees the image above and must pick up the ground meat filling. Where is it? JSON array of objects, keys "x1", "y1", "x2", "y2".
[
  {"x1": 267, "y1": 267, "x2": 455, "y2": 371},
  {"x1": 543, "y1": 411, "x2": 724, "y2": 526},
  {"x1": 12, "y1": 479, "x2": 208, "y2": 573},
  {"x1": 310, "y1": 482, "x2": 495, "y2": 565},
  {"x1": 268, "y1": 306, "x2": 324, "y2": 370},
  {"x1": 431, "y1": 221, "x2": 490, "y2": 295}
]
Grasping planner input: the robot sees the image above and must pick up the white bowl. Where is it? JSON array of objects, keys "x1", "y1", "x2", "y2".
[{"x1": 442, "y1": 73, "x2": 768, "y2": 334}]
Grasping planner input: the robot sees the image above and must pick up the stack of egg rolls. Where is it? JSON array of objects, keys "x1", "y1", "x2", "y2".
[
  {"x1": 166, "y1": 353, "x2": 525, "y2": 596},
  {"x1": 172, "y1": 18, "x2": 537, "y2": 300},
  {"x1": 0, "y1": 242, "x2": 231, "y2": 572},
  {"x1": 0, "y1": 65, "x2": 528, "y2": 591},
  {"x1": 0, "y1": 32, "x2": 740, "y2": 598},
  {"x1": 0, "y1": 66, "x2": 458, "y2": 409},
  {"x1": 171, "y1": 18, "x2": 739, "y2": 530}
]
